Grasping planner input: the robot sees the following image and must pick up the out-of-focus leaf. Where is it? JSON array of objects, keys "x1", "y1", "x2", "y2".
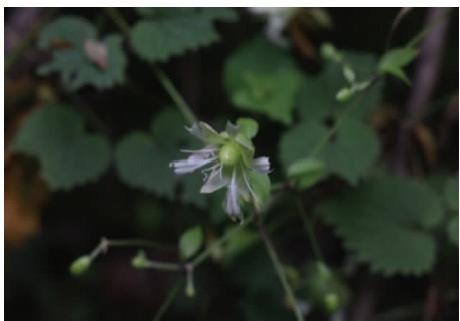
[
  {"x1": 298, "y1": 51, "x2": 381, "y2": 121},
  {"x1": 322, "y1": 118, "x2": 380, "y2": 184},
  {"x1": 447, "y1": 216, "x2": 458, "y2": 246},
  {"x1": 247, "y1": 171, "x2": 271, "y2": 211},
  {"x1": 225, "y1": 38, "x2": 303, "y2": 124},
  {"x1": 287, "y1": 158, "x2": 325, "y2": 190},
  {"x1": 179, "y1": 226, "x2": 203, "y2": 259},
  {"x1": 318, "y1": 176, "x2": 443, "y2": 275},
  {"x1": 279, "y1": 118, "x2": 380, "y2": 184},
  {"x1": 12, "y1": 105, "x2": 111, "y2": 189},
  {"x1": 444, "y1": 177, "x2": 459, "y2": 211},
  {"x1": 38, "y1": 16, "x2": 126, "y2": 90},
  {"x1": 114, "y1": 132, "x2": 176, "y2": 198},
  {"x1": 236, "y1": 118, "x2": 259, "y2": 139},
  {"x1": 378, "y1": 47, "x2": 418, "y2": 84},
  {"x1": 303, "y1": 261, "x2": 349, "y2": 314},
  {"x1": 115, "y1": 109, "x2": 206, "y2": 206},
  {"x1": 131, "y1": 8, "x2": 237, "y2": 62}
]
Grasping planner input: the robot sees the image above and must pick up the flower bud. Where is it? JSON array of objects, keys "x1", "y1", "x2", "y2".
[
  {"x1": 131, "y1": 250, "x2": 148, "y2": 269},
  {"x1": 69, "y1": 255, "x2": 91, "y2": 276},
  {"x1": 336, "y1": 87, "x2": 354, "y2": 103},
  {"x1": 320, "y1": 43, "x2": 343, "y2": 63},
  {"x1": 219, "y1": 142, "x2": 241, "y2": 167}
]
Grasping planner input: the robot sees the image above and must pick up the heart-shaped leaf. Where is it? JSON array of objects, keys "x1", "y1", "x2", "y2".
[{"x1": 12, "y1": 105, "x2": 111, "y2": 190}]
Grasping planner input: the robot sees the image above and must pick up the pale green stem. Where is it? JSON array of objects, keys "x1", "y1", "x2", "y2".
[
  {"x1": 152, "y1": 280, "x2": 182, "y2": 321},
  {"x1": 256, "y1": 213, "x2": 304, "y2": 321},
  {"x1": 103, "y1": 7, "x2": 198, "y2": 125},
  {"x1": 295, "y1": 198, "x2": 323, "y2": 262}
]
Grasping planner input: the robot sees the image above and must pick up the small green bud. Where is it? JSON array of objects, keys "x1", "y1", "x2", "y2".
[
  {"x1": 131, "y1": 250, "x2": 148, "y2": 269},
  {"x1": 219, "y1": 142, "x2": 241, "y2": 167},
  {"x1": 323, "y1": 293, "x2": 339, "y2": 313},
  {"x1": 185, "y1": 267, "x2": 195, "y2": 298},
  {"x1": 69, "y1": 255, "x2": 91, "y2": 276},
  {"x1": 343, "y1": 65, "x2": 355, "y2": 83},
  {"x1": 336, "y1": 87, "x2": 354, "y2": 102},
  {"x1": 320, "y1": 43, "x2": 343, "y2": 63},
  {"x1": 185, "y1": 281, "x2": 195, "y2": 297}
]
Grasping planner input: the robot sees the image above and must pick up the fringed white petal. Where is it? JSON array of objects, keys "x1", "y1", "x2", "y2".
[
  {"x1": 200, "y1": 167, "x2": 227, "y2": 194},
  {"x1": 169, "y1": 154, "x2": 216, "y2": 175},
  {"x1": 252, "y1": 156, "x2": 271, "y2": 173},
  {"x1": 224, "y1": 170, "x2": 240, "y2": 218}
]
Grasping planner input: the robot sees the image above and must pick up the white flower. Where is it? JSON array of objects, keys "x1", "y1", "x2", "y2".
[
  {"x1": 248, "y1": 7, "x2": 298, "y2": 46},
  {"x1": 169, "y1": 121, "x2": 271, "y2": 221}
]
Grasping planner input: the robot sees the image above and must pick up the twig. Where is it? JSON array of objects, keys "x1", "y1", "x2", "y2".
[
  {"x1": 103, "y1": 7, "x2": 198, "y2": 125},
  {"x1": 152, "y1": 279, "x2": 182, "y2": 321},
  {"x1": 295, "y1": 198, "x2": 323, "y2": 262},
  {"x1": 256, "y1": 212, "x2": 304, "y2": 321}
]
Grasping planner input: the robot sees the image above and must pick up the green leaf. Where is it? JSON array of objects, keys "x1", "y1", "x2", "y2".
[
  {"x1": 247, "y1": 171, "x2": 271, "y2": 211},
  {"x1": 38, "y1": 16, "x2": 96, "y2": 48},
  {"x1": 115, "y1": 109, "x2": 206, "y2": 207},
  {"x1": 12, "y1": 104, "x2": 111, "y2": 190},
  {"x1": 38, "y1": 16, "x2": 126, "y2": 90},
  {"x1": 322, "y1": 118, "x2": 380, "y2": 184},
  {"x1": 298, "y1": 51, "x2": 381, "y2": 122},
  {"x1": 317, "y1": 176, "x2": 443, "y2": 275},
  {"x1": 224, "y1": 38, "x2": 302, "y2": 124},
  {"x1": 279, "y1": 118, "x2": 380, "y2": 184},
  {"x1": 179, "y1": 226, "x2": 204, "y2": 259},
  {"x1": 236, "y1": 117, "x2": 259, "y2": 139},
  {"x1": 444, "y1": 177, "x2": 458, "y2": 211},
  {"x1": 378, "y1": 47, "x2": 419, "y2": 84},
  {"x1": 287, "y1": 158, "x2": 325, "y2": 190},
  {"x1": 114, "y1": 132, "x2": 176, "y2": 198},
  {"x1": 447, "y1": 216, "x2": 458, "y2": 246},
  {"x1": 131, "y1": 8, "x2": 235, "y2": 62}
]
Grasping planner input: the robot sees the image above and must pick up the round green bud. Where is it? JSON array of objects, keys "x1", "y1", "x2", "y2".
[
  {"x1": 323, "y1": 293, "x2": 339, "y2": 313},
  {"x1": 69, "y1": 255, "x2": 91, "y2": 276},
  {"x1": 336, "y1": 87, "x2": 354, "y2": 103},
  {"x1": 320, "y1": 43, "x2": 342, "y2": 63},
  {"x1": 185, "y1": 282, "x2": 195, "y2": 298},
  {"x1": 219, "y1": 142, "x2": 241, "y2": 167},
  {"x1": 131, "y1": 251, "x2": 148, "y2": 269}
]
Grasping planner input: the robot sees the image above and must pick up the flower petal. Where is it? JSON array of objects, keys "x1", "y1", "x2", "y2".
[
  {"x1": 200, "y1": 167, "x2": 227, "y2": 194},
  {"x1": 170, "y1": 153, "x2": 216, "y2": 175},
  {"x1": 224, "y1": 171, "x2": 241, "y2": 217},
  {"x1": 252, "y1": 156, "x2": 271, "y2": 173},
  {"x1": 186, "y1": 122, "x2": 224, "y2": 145},
  {"x1": 225, "y1": 121, "x2": 239, "y2": 137}
]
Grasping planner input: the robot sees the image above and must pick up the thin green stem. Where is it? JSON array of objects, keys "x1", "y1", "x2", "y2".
[
  {"x1": 308, "y1": 76, "x2": 379, "y2": 159},
  {"x1": 104, "y1": 7, "x2": 131, "y2": 37},
  {"x1": 190, "y1": 212, "x2": 255, "y2": 268},
  {"x1": 295, "y1": 198, "x2": 323, "y2": 262},
  {"x1": 152, "y1": 279, "x2": 182, "y2": 321},
  {"x1": 256, "y1": 213, "x2": 304, "y2": 321},
  {"x1": 143, "y1": 260, "x2": 182, "y2": 272},
  {"x1": 103, "y1": 7, "x2": 198, "y2": 125},
  {"x1": 152, "y1": 67, "x2": 198, "y2": 125}
]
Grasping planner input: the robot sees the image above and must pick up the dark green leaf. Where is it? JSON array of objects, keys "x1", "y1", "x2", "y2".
[
  {"x1": 179, "y1": 226, "x2": 203, "y2": 259},
  {"x1": 287, "y1": 158, "x2": 325, "y2": 190},
  {"x1": 224, "y1": 38, "x2": 302, "y2": 124},
  {"x1": 38, "y1": 16, "x2": 126, "y2": 90},
  {"x1": 317, "y1": 176, "x2": 443, "y2": 275},
  {"x1": 12, "y1": 105, "x2": 111, "y2": 190}
]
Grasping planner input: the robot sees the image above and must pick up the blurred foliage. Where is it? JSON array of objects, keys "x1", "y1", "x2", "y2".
[{"x1": 4, "y1": 7, "x2": 459, "y2": 321}]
